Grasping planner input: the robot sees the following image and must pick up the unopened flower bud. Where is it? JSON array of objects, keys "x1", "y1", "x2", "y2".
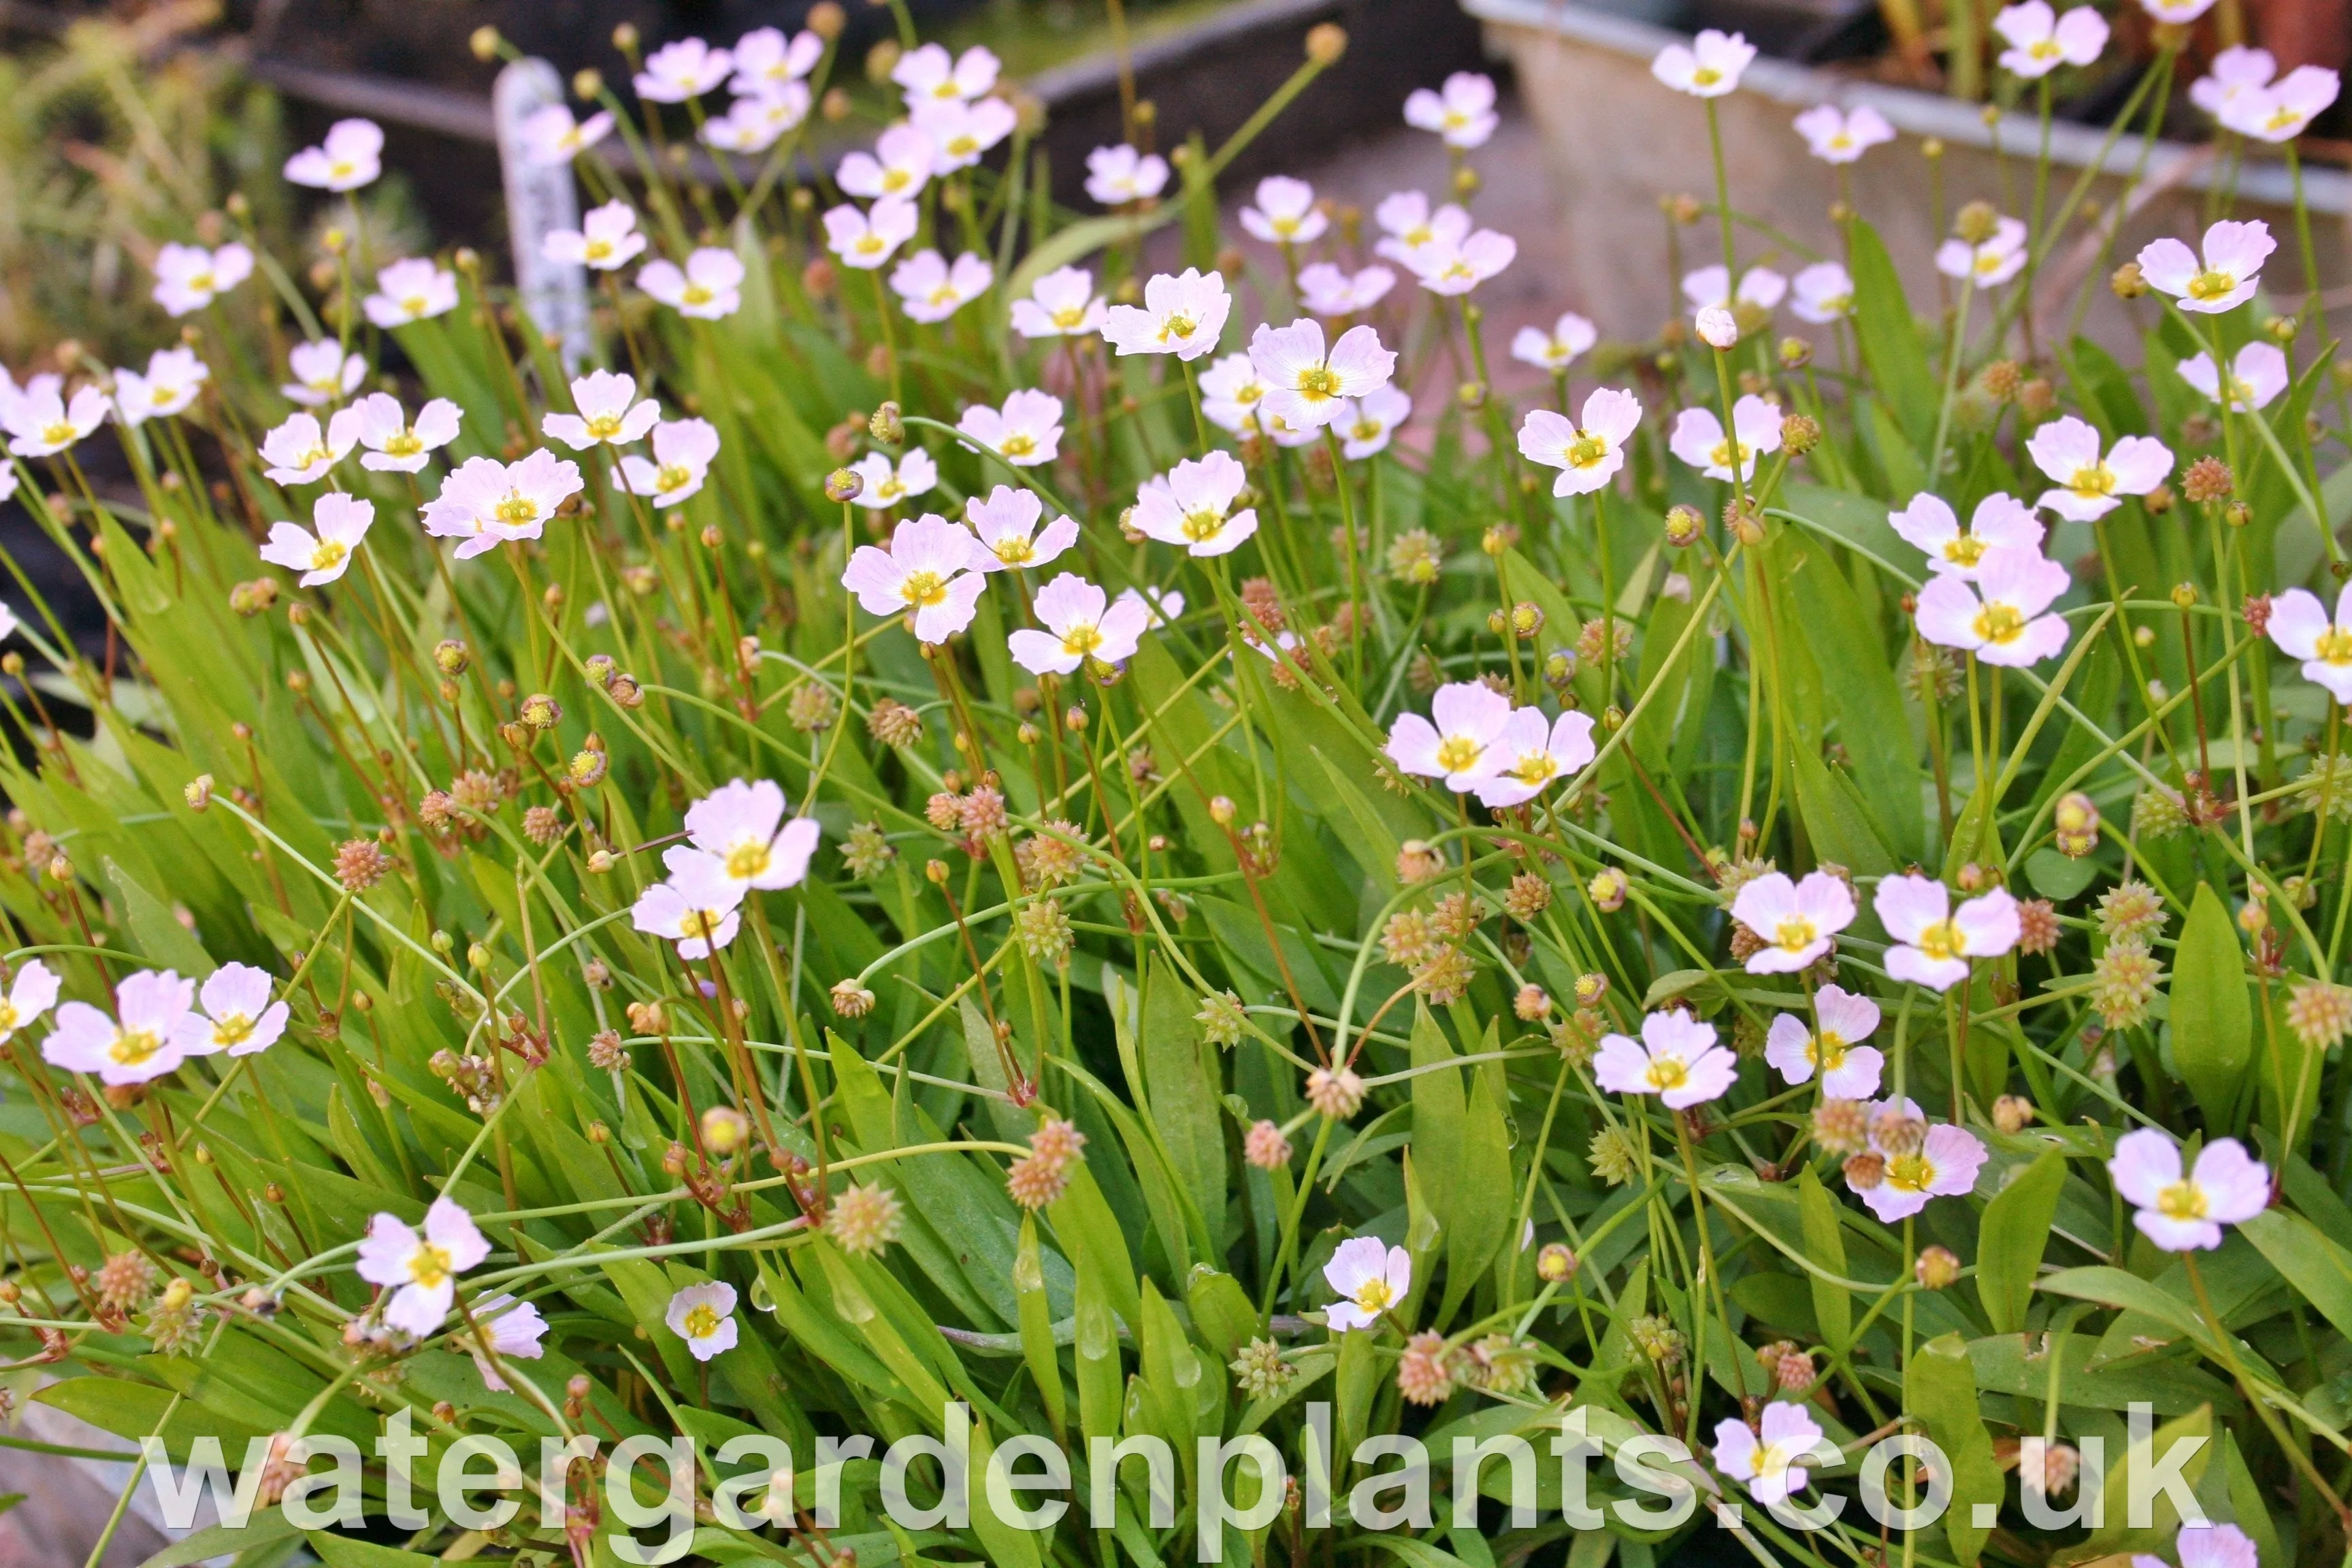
[
  {"x1": 573, "y1": 67, "x2": 604, "y2": 100},
  {"x1": 184, "y1": 774, "x2": 213, "y2": 811},
  {"x1": 2224, "y1": 500, "x2": 2251, "y2": 528},
  {"x1": 1457, "y1": 380, "x2": 1486, "y2": 410},
  {"x1": 1209, "y1": 795, "x2": 1237, "y2": 826},
  {"x1": 1955, "y1": 200, "x2": 1998, "y2": 245},
  {"x1": 1694, "y1": 306, "x2": 1738, "y2": 350},
  {"x1": 825, "y1": 469, "x2": 864, "y2": 504},
  {"x1": 1992, "y1": 1094, "x2": 2034, "y2": 1133},
  {"x1": 1305, "y1": 21, "x2": 1348, "y2": 62},
  {"x1": 470, "y1": 24, "x2": 502, "y2": 60},
  {"x1": 1915, "y1": 1245, "x2": 1961, "y2": 1290}
]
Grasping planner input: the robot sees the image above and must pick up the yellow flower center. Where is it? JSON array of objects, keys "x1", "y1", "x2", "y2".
[
  {"x1": 1771, "y1": 915, "x2": 1818, "y2": 953},
  {"x1": 213, "y1": 1013, "x2": 255, "y2": 1048},
  {"x1": 585, "y1": 412, "x2": 623, "y2": 439},
  {"x1": 1507, "y1": 752, "x2": 1558, "y2": 785},
  {"x1": 875, "y1": 475, "x2": 904, "y2": 501},
  {"x1": 726, "y1": 840, "x2": 771, "y2": 881},
  {"x1": 190, "y1": 271, "x2": 216, "y2": 293},
  {"x1": 1273, "y1": 214, "x2": 1302, "y2": 237},
  {"x1": 1434, "y1": 735, "x2": 1484, "y2": 774},
  {"x1": 945, "y1": 135, "x2": 977, "y2": 157},
  {"x1": 1567, "y1": 434, "x2": 1608, "y2": 468},
  {"x1": 0, "y1": 1000, "x2": 18, "y2": 1036},
  {"x1": 2315, "y1": 627, "x2": 2352, "y2": 665},
  {"x1": 1644, "y1": 1054, "x2": 1690, "y2": 1092},
  {"x1": 1709, "y1": 436, "x2": 1747, "y2": 470},
  {"x1": 2068, "y1": 463, "x2": 2115, "y2": 498},
  {"x1": 1060, "y1": 623, "x2": 1104, "y2": 657},
  {"x1": 1914, "y1": 917, "x2": 1966, "y2": 962},
  {"x1": 682, "y1": 282, "x2": 715, "y2": 304},
  {"x1": 39, "y1": 422, "x2": 76, "y2": 446},
  {"x1": 329, "y1": 159, "x2": 357, "y2": 180},
  {"x1": 406, "y1": 1242, "x2": 453, "y2": 1288},
  {"x1": 1945, "y1": 534, "x2": 1987, "y2": 567},
  {"x1": 683, "y1": 1303, "x2": 721, "y2": 1337},
  {"x1": 1808, "y1": 1030, "x2": 1848, "y2": 1070},
  {"x1": 1691, "y1": 65, "x2": 1721, "y2": 85},
  {"x1": 401, "y1": 295, "x2": 426, "y2": 316},
  {"x1": 494, "y1": 494, "x2": 540, "y2": 525},
  {"x1": 1886, "y1": 1152, "x2": 1935, "y2": 1192},
  {"x1": 384, "y1": 431, "x2": 423, "y2": 456},
  {"x1": 2156, "y1": 1179, "x2": 2207, "y2": 1220},
  {"x1": 1160, "y1": 314, "x2": 1198, "y2": 343},
  {"x1": 854, "y1": 236, "x2": 883, "y2": 257},
  {"x1": 883, "y1": 169, "x2": 913, "y2": 193},
  {"x1": 1052, "y1": 306, "x2": 1087, "y2": 329},
  {"x1": 999, "y1": 433, "x2": 1037, "y2": 459},
  {"x1": 1296, "y1": 367, "x2": 1339, "y2": 400},
  {"x1": 992, "y1": 536, "x2": 1034, "y2": 564},
  {"x1": 1349, "y1": 416, "x2": 1382, "y2": 442},
  {"x1": 310, "y1": 540, "x2": 348, "y2": 572},
  {"x1": 110, "y1": 1028, "x2": 164, "y2": 1066},
  {"x1": 1352, "y1": 1277, "x2": 1394, "y2": 1313},
  {"x1": 1973, "y1": 602, "x2": 2027, "y2": 644},
  {"x1": 2186, "y1": 269, "x2": 2236, "y2": 301},
  {"x1": 898, "y1": 570, "x2": 948, "y2": 607},
  {"x1": 1181, "y1": 508, "x2": 1226, "y2": 542},
  {"x1": 681, "y1": 909, "x2": 728, "y2": 941},
  {"x1": 657, "y1": 463, "x2": 692, "y2": 493}
]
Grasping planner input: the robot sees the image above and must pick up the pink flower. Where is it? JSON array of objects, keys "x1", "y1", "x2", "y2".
[
  {"x1": 1793, "y1": 103, "x2": 1895, "y2": 163},
  {"x1": 632, "y1": 857, "x2": 746, "y2": 960},
  {"x1": 1714, "y1": 1402, "x2": 1831, "y2": 1507},
  {"x1": 1791, "y1": 262, "x2": 1855, "y2": 323},
  {"x1": 910, "y1": 97, "x2": 1015, "y2": 172},
  {"x1": 259, "y1": 410, "x2": 359, "y2": 486},
  {"x1": 466, "y1": 1294, "x2": 549, "y2": 1392},
  {"x1": 848, "y1": 448, "x2": 939, "y2": 512},
  {"x1": 841, "y1": 513, "x2": 988, "y2": 642},
  {"x1": 1937, "y1": 216, "x2": 2029, "y2": 286},
  {"x1": 1993, "y1": 1, "x2": 2108, "y2": 77},
  {"x1": 280, "y1": 340, "x2": 363, "y2": 408},
  {"x1": 1251, "y1": 319, "x2": 1395, "y2": 431},
  {"x1": 42, "y1": 970, "x2": 198, "y2": 1085},
  {"x1": 1323, "y1": 1235, "x2": 1411, "y2": 1330},
  {"x1": 1010, "y1": 266, "x2": 1106, "y2": 339},
  {"x1": 638, "y1": 248, "x2": 746, "y2": 318},
  {"x1": 1132, "y1": 451, "x2": 1257, "y2": 556},
  {"x1": 615, "y1": 418, "x2": 720, "y2": 508},
  {"x1": 964, "y1": 485, "x2": 1078, "y2": 570},
  {"x1": 1855, "y1": 1098, "x2": 1987, "y2": 1220},
  {"x1": 1386, "y1": 681, "x2": 1515, "y2": 790},
  {"x1": 357, "y1": 1197, "x2": 489, "y2": 1337},
  {"x1": 1084, "y1": 144, "x2": 1168, "y2": 206},
  {"x1": 892, "y1": 42, "x2": 998, "y2": 104},
  {"x1": 1405, "y1": 229, "x2": 1516, "y2": 296},
  {"x1": 1684, "y1": 265, "x2": 1788, "y2": 313},
  {"x1": 423, "y1": 451, "x2": 585, "y2": 559},
  {"x1": 1652, "y1": 29, "x2": 1757, "y2": 97},
  {"x1": 1298, "y1": 263, "x2": 1396, "y2": 318},
  {"x1": 2221, "y1": 67, "x2": 2339, "y2": 142},
  {"x1": 666, "y1": 1281, "x2": 740, "y2": 1360},
  {"x1": 1241, "y1": 176, "x2": 1327, "y2": 244},
  {"x1": 2138, "y1": 220, "x2": 2275, "y2": 314},
  {"x1": 1471, "y1": 708, "x2": 1597, "y2": 808},
  {"x1": 1009, "y1": 572, "x2": 1150, "y2": 675},
  {"x1": 2025, "y1": 416, "x2": 2174, "y2": 521},
  {"x1": 348, "y1": 393, "x2": 460, "y2": 472},
  {"x1": 519, "y1": 105, "x2": 615, "y2": 167},
  {"x1": 734, "y1": 25, "x2": 825, "y2": 91},
  {"x1": 889, "y1": 249, "x2": 993, "y2": 323},
  {"x1": 1595, "y1": 1008, "x2": 1739, "y2": 1109},
  {"x1": 151, "y1": 242, "x2": 252, "y2": 316},
  {"x1": 1102, "y1": 269, "x2": 1230, "y2": 360},
  {"x1": 839, "y1": 124, "x2": 936, "y2": 202},
  {"x1": 2140, "y1": 1524, "x2": 2259, "y2": 1568},
  {"x1": 1730, "y1": 870, "x2": 1856, "y2": 973},
  {"x1": 958, "y1": 389, "x2": 1063, "y2": 468},
  {"x1": 1764, "y1": 985, "x2": 1882, "y2": 1098},
  {"x1": 542, "y1": 370, "x2": 660, "y2": 451},
  {"x1": 1, "y1": 381, "x2": 105, "y2": 457},
  {"x1": 1404, "y1": 72, "x2": 1498, "y2": 146},
  {"x1": 2178, "y1": 342, "x2": 2289, "y2": 411},
  {"x1": 635, "y1": 37, "x2": 733, "y2": 102},
  {"x1": 1890, "y1": 491, "x2": 2045, "y2": 578},
  {"x1": 1873, "y1": 875, "x2": 2021, "y2": 991},
  {"x1": 2138, "y1": 0, "x2": 2216, "y2": 27},
  {"x1": 1669, "y1": 395, "x2": 1782, "y2": 482},
  {"x1": 1518, "y1": 389, "x2": 1642, "y2": 497},
  {"x1": 259, "y1": 493, "x2": 374, "y2": 587},
  {"x1": 1333, "y1": 387, "x2": 1412, "y2": 461},
  {"x1": 675, "y1": 778, "x2": 821, "y2": 894},
  {"x1": 362, "y1": 258, "x2": 459, "y2": 328},
  {"x1": 1511, "y1": 312, "x2": 1597, "y2": 372},
  {"x1": 702, "y1": 88, "x2": 809, "y2": 153},
  {"x1": 2265, "y1": 584, "x2": 2352, "y2": 703},
  {"x1": 1198, "y1": 353, "x2": 1269, "y2": 434},
  {"x1": 2109, "y1": 1131, "x2": 2268, "y2": 1252},
  {"x1": 0, "y1": 960, "x2": 59, "y2": 1045},
  {"x1": 543, "y1": 201, "x2": 647, "y2": 272},
  {"x1": 1372, "y1": 192, "x2": 1467, "y2": 268},
  {"x1": 284, "y1": 118, "x2": 381, "y2": 191},
  {"x1": 2192, "y1": 46, "x2": 2278, "y2": 117},
  {"x1": 112, "y1": 347, "x2": 209, "y2": 427},
  {"x1": 181, "y1": 962, "x2": 289, "y2": 1058}
]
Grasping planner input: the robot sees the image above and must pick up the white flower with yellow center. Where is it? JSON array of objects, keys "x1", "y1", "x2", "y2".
[
  {"x1": 666, "y1": 1281, "x2": 740, "y2": 1360},
  {"x1": 259, "y1": 493, "x2": 375, "y2": 588},
  {"x1": 1322, "y1": 1235, "x2": 1411, "y2": 1330},
  {"x1": 357, "y1": 1197, "x2": 489, "y2": 1337}
]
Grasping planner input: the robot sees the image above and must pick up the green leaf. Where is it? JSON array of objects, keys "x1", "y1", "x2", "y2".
[
  {"x1": 2025, "y1": 847, "x2": 2099, "y2": 902},
  {"x1": 2171, "y1": 883, "x2": 2254, "y2": 1127},
  {"x1": 103, "y1": 856, "x2": 216, "y2": 977},
  {"x1": 1797, "y1": 1164, "x2": 1851, "y2": 1353},
  {"x1": 1142, "y1": 956, "x2": 1228, "y2": 1257},
  {"x1": 135, "y1": 1509, "x2": 299, "y2": 1567},
  {"x1": 307, "y1": 1537, "x2": 438, "y2": 1567},
  {"x1": 1977, "y1": 1149, "x2": 2068, "y2": 1334},
  {"x1": 2238, "y1": 1207, "x2": 2352, "y2": 1342},
  {"x1": 1905, "y1": 1333, "x2": 2004, "y2": 1567},
  {"x1": 1849, "y1": 220, "x2": 1938, "y2": 449},
  {"x1": 1791, "y1": 737, "x2": 1896, "y2": 875}
]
